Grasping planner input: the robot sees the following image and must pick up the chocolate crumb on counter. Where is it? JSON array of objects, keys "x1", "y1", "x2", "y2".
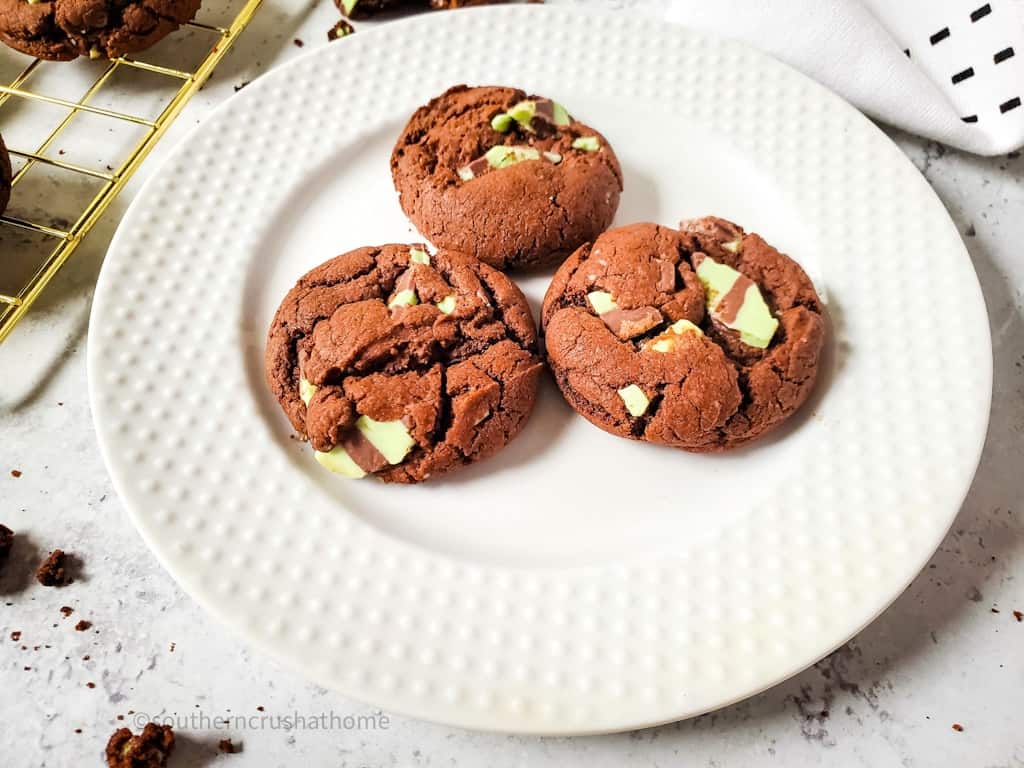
[
  {"x1": 10, "y1": 469, "x2": 21, "y2": 478},
  {"x1": 60, "y1": 606, "x2": 74, "y2": 618},
  {"x1": 218, "y1": 738, "x2": 238, "y2": 754},
  {"x1": 10, "y1": 630, "x2": 21, "y2": 642},
  {"x1": 952, "y1": 723, "x2": 964, "y2": 732},
  {"x1": 1014, "y1": 610, "x2": 1023, "y2": 622},
  {"x1": 293, "y1": 38, "x2": 304, "y2": 47},
  {"x1": 74, "y1": 620, "x2": 92, "y2": 632},
  {"x1": 36, "y1": 549, "x2": 71, "y2": 587},
  {"x1": 105, "y1": 723, "x2": 175, "y2": 768}
]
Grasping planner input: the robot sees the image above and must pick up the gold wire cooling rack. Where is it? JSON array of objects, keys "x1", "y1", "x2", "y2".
[{"x1": 0, "y1": 0, "x2": 263, "y2": 344}]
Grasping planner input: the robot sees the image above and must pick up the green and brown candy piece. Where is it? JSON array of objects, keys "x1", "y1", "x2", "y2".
[
  {"x1": 457, "y1": 145, "x2": 561, "y2": 181},
  {"x1": 315, "y1": 415, "x2": 417, "y2": 479},
  {"x1": 492, "y1": 98, "x2": 571, "y2": 134},
  {"x1": 694, "y1": 254, "x2": 778, "y2": 349}
]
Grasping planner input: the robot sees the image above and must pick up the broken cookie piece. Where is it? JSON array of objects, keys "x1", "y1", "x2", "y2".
[
  {"x1": 105, "y1": 723, "x2": 175, "y2": 768},
  {"x1": 36, "y1": 549, "x2": 70, "y2": 587},
  {"x1": 327, "y1": 19, "x2": 355, "y2": 41},
  {"x1": 265, "y1": 244, "x2": 542, "y2": 483}
]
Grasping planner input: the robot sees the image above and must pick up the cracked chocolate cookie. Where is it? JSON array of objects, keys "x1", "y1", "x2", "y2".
[
  {"x1": 0, "y1": 133, "x2": 10, "y2": 216},
  {"x1": 391, "y1": 85, "x2": 623, "y2": 271},
  {"x1": 0, "y1": 0, "x2": 203, "y2": 61},
  {"x1": 541, "y1": 219, "x2": 825, "y2": 452},
  {"x1": 266, "y1": 243, "x2": 543, "y2": 483}
]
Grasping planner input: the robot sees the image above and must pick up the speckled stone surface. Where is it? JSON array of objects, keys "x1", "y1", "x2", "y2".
[{"x1": 1, "y1": 1, "x2": 1022, "y2": 766}]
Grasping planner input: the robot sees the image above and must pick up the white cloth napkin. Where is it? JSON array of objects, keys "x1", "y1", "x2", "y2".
[{"x1": 665, "y1": 0, "x2": 1024, "y2": 155}]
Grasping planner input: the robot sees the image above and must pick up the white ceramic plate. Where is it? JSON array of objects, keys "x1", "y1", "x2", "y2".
[{"x1": 88, "y1": 6, "x2": 992, "y2": 734}]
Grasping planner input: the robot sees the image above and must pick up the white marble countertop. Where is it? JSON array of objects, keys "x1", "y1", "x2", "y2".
[{"x1": 1, "y1": 1, "x2": 1022, "y2": 766}]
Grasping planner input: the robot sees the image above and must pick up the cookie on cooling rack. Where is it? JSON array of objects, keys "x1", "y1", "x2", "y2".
[
  {"x1": 391, "y1": 85, "x2": 623, "y2": 271},
  {"x1": 541, "y1": 218, "x2": 825, "y2": 452},
  {"x1": 0, "y1": 0, "x2": 203, "y2": 61},
  {"x1": 0, "y1": 133, "x2": 10, "y2": 216},
  {"x1": 265, "y1": 243, "x2": 543, "y2": 483}
]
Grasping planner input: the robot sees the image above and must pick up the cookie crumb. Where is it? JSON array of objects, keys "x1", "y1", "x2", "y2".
[
  {"x1": 36, "y1": 549, "x2": 71, "y2": 587},
  {"x1": 218, "y1": 738, "x2": 237, "y2": 754},
  {"x1": 10, "y1": 631, "x2": 21, "y2": 642},
  {"x1": 60, "y1": 606, "x2": 74, "y2": 618},
  {"x1": 952, "y1": 723, "x2": 964, "y2": 732},
  {"x1": 1014, "y1": 610, "x2": 1023, "y2": 622},
  {"x1": 256, "y1": 706, "x2": 264, "y2": 712},
  {"x1": 75, "y1": 620, "x2": 92, "y2": 632},
  {"x1": 328, "y1": 19, "x2": 355, "y2": 41},
  {"x1": 10, "y1": 469, "x2": 21, "y2": 478},
  {"x1": 105, "y1": 723, "x2": 175, "y2": 768},
  {"x1": 87, "y1": 682, "x2": 96, "y2": 689},
  {"x1": 293, "y1": 38, "x2": 304, "y2": 47}
]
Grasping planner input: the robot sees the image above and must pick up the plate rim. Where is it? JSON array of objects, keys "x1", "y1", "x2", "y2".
[{"x1": 87, "y1": 4, "x2": 993, "y2": 735}]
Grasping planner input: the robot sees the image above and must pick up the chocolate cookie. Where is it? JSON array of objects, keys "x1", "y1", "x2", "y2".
[
  {"x1": 0, "y1": 0, "x2": 202, "y2": 61},
  {"x1": 0, "y1": 133, "x2": 11, "y2": 216},
  {"x1": 391, "y1": 85, "x2": 623, "y2": 271},
  {"x1": 265, "y1": 244, "x2": 543, "y2": 483},
  {"x1": 542, "y1": 219, "x2": 825, "y2": 452}
]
